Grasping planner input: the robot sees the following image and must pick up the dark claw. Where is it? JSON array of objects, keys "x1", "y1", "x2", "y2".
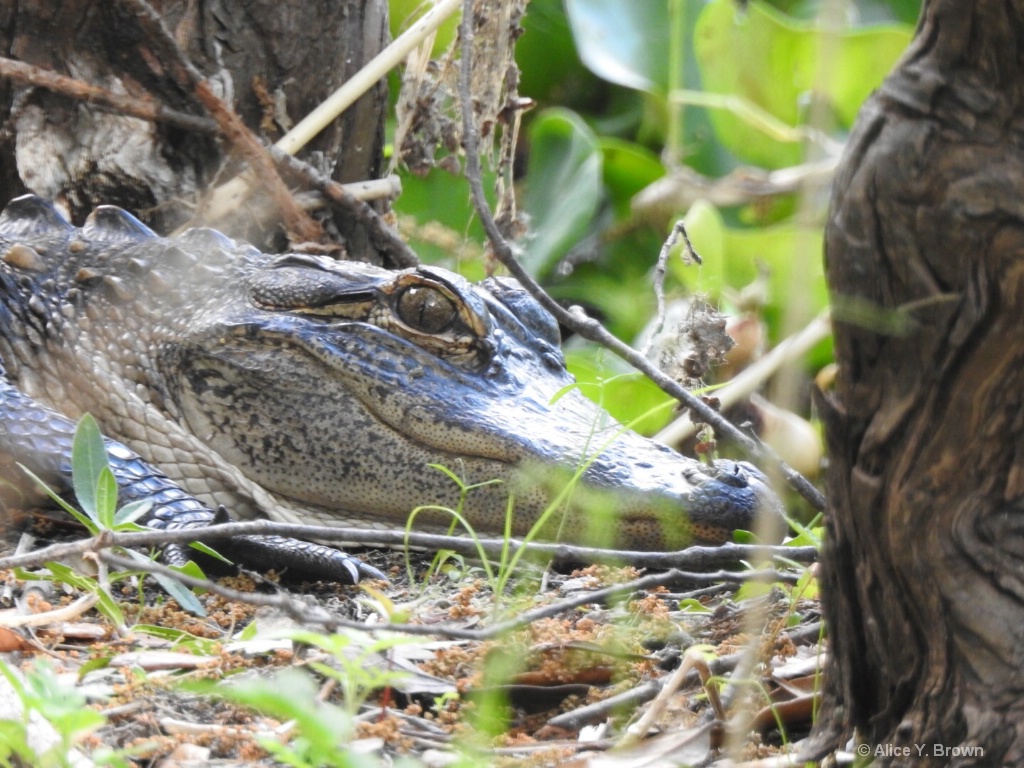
[{"x1": 150, "y1": 516, "x2": 385, "y2": 585}]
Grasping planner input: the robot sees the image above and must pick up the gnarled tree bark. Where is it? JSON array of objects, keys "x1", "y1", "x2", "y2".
[
  {"x1": 0, "y1": 0, "x2": 388, "y2": 256},
  {"x1": 815, "y1": 0, "x2": 1024, "y2": 764}
]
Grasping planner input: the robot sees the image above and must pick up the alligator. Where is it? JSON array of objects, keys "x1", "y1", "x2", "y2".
[{"x1": 0, "y1": 195, "x2": 784, "y2": 583}]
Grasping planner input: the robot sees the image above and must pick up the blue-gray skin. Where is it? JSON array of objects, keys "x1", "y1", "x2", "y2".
[{"x1": 0, "y1": 195, "x2": 784, "y2": 583}]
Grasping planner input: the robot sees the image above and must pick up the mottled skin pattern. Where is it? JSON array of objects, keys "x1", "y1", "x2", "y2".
[{"x1": 0, "y1": 195, "x2": 783, "y2": 582}]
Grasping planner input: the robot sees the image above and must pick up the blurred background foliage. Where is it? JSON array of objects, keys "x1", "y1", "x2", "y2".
[{"x1": 385, "y1": 0, "x2": 920, "y2": 459}]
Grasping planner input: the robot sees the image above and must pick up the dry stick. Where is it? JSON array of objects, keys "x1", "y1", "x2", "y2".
[
  {"x1": 95, "y1": 549, "x2": 794, "y2": 643},
  {"x1": 0, "y1": 520, "x2": 817, "y2": 574},
  {"x1": 456, "y1": 0, "x2": 825, "y2": 513},
  {"x1": 267, "y1": 146, "x2": 419, "y2": 268},
  {"x1": 0, "y1": 592, "x2": 99, "y2": 629},
  {"x1": 119, "y1": 0, "x2": 322, "y2": 243},
  {"x1": 642, "y1": 220, "x2": 702, "y2": 357},
  {"x1": 0, "y1": 56, "x2": 217, "y2": 134}
]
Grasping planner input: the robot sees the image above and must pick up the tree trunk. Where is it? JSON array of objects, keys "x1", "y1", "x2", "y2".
[
  {"x1": 814, "y1": 0, "x2": 1024, "y2": 764},
  {"x1": 0, "y1": 0, "x2": 388, "y2": 254}
]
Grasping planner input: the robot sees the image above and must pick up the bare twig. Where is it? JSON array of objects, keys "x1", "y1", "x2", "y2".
[
  {"x1": 656, "y1": 310, "x2": 833, "y2": 445},
  {"x1": 0, "y1": 56, "x2": 217, "y2": 134},
  {"x1": 0, "y1": 520, "x2": 817, "y2": 573},
  {"x1": 547, "y1": 652, "x2": 743, "y2": 731},
  {"x1": 266, "y1": 147, "x2": 419, "y2": 268},
  {"x1": 642, "y1": 219, "x2": 703, "y2": 356},
  {"x1": 619, "y1": 648, "x2": 718, "y2": 747},
  {"x1": 633, "y1": 158, "x2": 839, "y2": 225},
  {"x1": 95, "y1": 551, "x2": 801, "y2": 643},
  {"x1": 456, "y1": 0, "x2": 826, "y2": 512},
  {"x1": 0, "y1": 592, "x2": 99, "y2": 629}
]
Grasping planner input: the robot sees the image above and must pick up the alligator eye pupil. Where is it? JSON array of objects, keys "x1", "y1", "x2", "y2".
[{"x1": 396, "y1": 285, "x2": 457, "y2": 334}]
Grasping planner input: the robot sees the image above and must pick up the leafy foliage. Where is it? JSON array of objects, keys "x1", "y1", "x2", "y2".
[
  {"x1": 391, "y1": 0, "x2": 921, "y2": 432},
  {"x1": 18, "y1": 414, "x2": 206, "y2": 617}
]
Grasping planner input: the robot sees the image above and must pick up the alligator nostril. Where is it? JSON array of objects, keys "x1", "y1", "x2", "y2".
[{"x1": 636, "y1": 461, "x2": 653, "y2": 469}]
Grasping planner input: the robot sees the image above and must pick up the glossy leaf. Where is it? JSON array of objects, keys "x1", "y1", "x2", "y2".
[
  {"x1": 565, "y1": 349, "x2": 673, "y2": 435},
  {"x1": 599, "y1": 137, "x2": 665, "y2": 219},
  {"x1": 71, "y1": 413, "x2": 108, "y2": 523},
  {"x1": 564, "y1": 0, "x2": 671, "y2": 92},
  {"x1": 694, "y1": 0, "x2": 912, "y2": 167},
  {"x1": 521, "y1": 109, "x2": 602, "y2": 278}
]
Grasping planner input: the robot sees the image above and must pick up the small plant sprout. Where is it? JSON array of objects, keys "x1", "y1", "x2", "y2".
[{"x1": 16, "y1": 413, "x2": 206, "y2": 619}]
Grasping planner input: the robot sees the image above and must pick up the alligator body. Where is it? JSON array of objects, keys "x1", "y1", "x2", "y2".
[{"x1": 0, "y1": 195, "x2": 784, "y2": 581}]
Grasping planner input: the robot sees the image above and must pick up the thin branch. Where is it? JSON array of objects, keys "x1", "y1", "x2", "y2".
[
  {"x1": 0, "y1": 520, "x2": 817, "y2": 573},
  {"x1": 0, "y1": 56, "x2": 217, "y2": 134},
  {"x1": 642, "y1": 219, "x2": 702, "y2": 356},
  {"x1": 96, "y1": 550, "x2": 800, "y2": 643},
  {"x1": 266, "y1": 147, "x2": 419, "y2": 268},
  {"x1": 456, "y1": 0, "x2": 826, "y2": 512}
]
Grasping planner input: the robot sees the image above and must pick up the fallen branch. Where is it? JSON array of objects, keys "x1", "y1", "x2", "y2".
[
  {"x1": 0, "y1": 56, "x2": 217, "y2": 134},
  {"x1": 0, "y1": 520, "x2": 817, "y2": 573}
]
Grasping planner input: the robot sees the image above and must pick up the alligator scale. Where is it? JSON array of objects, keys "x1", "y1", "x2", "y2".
[{"x1": 0, "y1": 195, "x2": 783, "y2": 582}]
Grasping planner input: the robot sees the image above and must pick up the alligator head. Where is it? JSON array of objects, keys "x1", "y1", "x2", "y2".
[
  {"x1": 164, "y1": 250, "x2": 784, "y2": 550},
  {"x1": 0, "y1": 196, "x2": 784, "y2": 551}
]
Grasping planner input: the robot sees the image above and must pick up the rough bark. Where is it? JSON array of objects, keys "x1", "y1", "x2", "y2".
[
  {"x1": 814, "y1": 0, "x2": 1024, "y2": 764},
  {"x1": 0, "y1": 0, "x2": 388, "y2": 256}
]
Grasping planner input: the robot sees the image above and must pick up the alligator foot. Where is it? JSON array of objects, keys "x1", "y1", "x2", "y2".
[{"x1": 157, "y1": 507, "x2": 387, "y2": 584}]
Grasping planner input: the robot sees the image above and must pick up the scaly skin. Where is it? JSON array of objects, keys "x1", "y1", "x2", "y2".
[{"x1": 0, "y1": 195, "x2": 784, "y2": 582}]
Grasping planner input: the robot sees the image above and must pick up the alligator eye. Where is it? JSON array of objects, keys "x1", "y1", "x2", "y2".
[{"x1": 396, "y1": 285, "x2": 458, "y2": 334}]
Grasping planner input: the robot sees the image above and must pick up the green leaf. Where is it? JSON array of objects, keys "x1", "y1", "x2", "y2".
[
  {"x1": 94, "y1": 466, "x2": 119, "y2": 530},
  {"x1": 154, "y1": 572, "x2": 206, "y2": 616},
  {"x1": 71, "y1": 413, "x2": 109, "y2": 524},
  {"x1": 122, "y1": 550, "x2": 207, "y2": 616},
  {"x1": 188, "y1": 541, "x2": 232, "y2": 564},
  {"x1": 521, "y1": 109, "x2": 602, "y2": 278},
  {"x1": 694, "y1": 0, "x2": 912, "y2": 168},
  {"x1": 599, "y1": 137, "x2": 665, "y2": 220},
  {"x1": 564, "y1": 350, "x2": 673, "y2": 435},
  {"x1": 564, "y1": 0, "x2": 670, "y2": 92}
]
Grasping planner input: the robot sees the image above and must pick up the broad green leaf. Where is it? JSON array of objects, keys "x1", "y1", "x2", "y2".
[
  {"x1": 519, "y1": 0, "x2": 603, "y2": 106},
  {"x1": 521, "y1": 109, "x2": 602, "y2": 278},
  {"x1": 71, "y1": 413, "x2": 109, "y2": 524},
  {"x1": 599, "y1": 137, "x2": 665, "y2": 219},
  {"x1": 564, "y1": 0, "x2": 671, "y2": 92},
  {"x1": 565, "y1": 349, "x2": 673, "y2": 435},
  {"x1": 694, "y1": 0, "x2": 912, "y2": 168},
  {"x1": 94, "y1": 466, "x2": 119, "y2": 530}
]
